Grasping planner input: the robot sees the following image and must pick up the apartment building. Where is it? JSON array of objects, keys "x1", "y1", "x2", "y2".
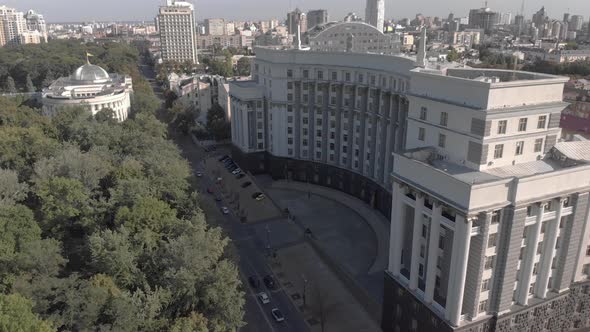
[{"x1": 156, "y1": 0, "x2": 198, "y2": 63}]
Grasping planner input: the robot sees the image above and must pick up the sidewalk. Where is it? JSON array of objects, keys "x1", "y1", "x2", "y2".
[
  {"x1": 270, "y1": 242, "x2": 381, "y2": 332},
  {"x1": 269, "y1": 180, "x2": 390, "y2": 275}
]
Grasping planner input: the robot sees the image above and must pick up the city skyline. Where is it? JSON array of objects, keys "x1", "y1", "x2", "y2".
[{"x1": 4, "y1": 0, "x2": 590, "y2": 23}]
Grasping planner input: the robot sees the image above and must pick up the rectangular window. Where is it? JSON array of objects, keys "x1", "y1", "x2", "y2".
[
  {"x1": 303, "y1": 69, "x2": 309, "y2": 78},
  {"x1": 287, "y1": 116, "x2": 293, "y2": 123},
  {"x1": 317, "y1": 70, "x2": 323, "y2": 80},
  {"x1": 479, "y1": 300, "x2": 488, "y2": 313},
  {"x1": 438, "y1": 133, "x2": 446, "y2": 148},
  {"x1": 439, "y1": 235, "x2": 445, "y2": 249},
  {"x1": 420, "y1": 107, "x2": 428, "y2": 120},
  {"x1": 488, "y1": 233, "x2": 497, "y2": 248},
  {"x1": 484, "y1": 256, "x2": 494, "y2": 269},
  {"x1": 422, "y1": 225, "x2": 427, "y2": 238},
  {"x1": 420, "y1": 245, "x2": 425, "y2": 258},
  {"x1": 518, "y1": 118, "x2": 528, "y2": 132},
  {"x1": 515, "y1": 141, "x2": 524, "y2": 155},
  {"x1": 332, "y1": 71, "x2": 337, "y2": 80},
  {"x1": 497, "y1": 120, "x2": 507, "y2": 134},
  {"x1": 491, "y1": 210, "x2": 501, "y2": 224},
  {"x1": 287, "y1": 93, "x2": 293, "y2": 101},
  {"x1": 534, "y1": 138, "x2": 543, "y2": 153},
  {"x1": 537, "y1": 115, "x2": 547, "y2": 129},
  {"x1": 418, "y1": 128, "x2": 425, "y2": 141},
  {"x1": 345, "y1": 72, "x2": 351, "y2": 81},
  {"x1": 287, "y1": 138, "x2": 293, "y2": 145},
  {"x1": 287, "y1": 81, "x2": 293, "y2": 89},
  {"x1": 494, "y1": 144, "x2": 504, "y2": 159},
  {"x1": 302, "y1": 139, "x2": 308, "y2": 146},
  {"x1": 418, "y1": 263, "x2": 424, "y2": 277},
  {"x1": 440, "y1": 112, "x2": 448, "y2": 126},
  {"x1": 287, "y1": 127, "x2": 293, "y2": 134},
  {"x1": 287, "y1": 69, "x2": 293, "y2": 78},
  {"x1": 481, "y1": 278, "x2": 490, "y2": 291}
]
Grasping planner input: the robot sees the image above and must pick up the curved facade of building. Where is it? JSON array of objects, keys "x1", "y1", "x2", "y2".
[
  {"x1": 42, "y1": 64, "x2": 133, "y2": 122},
  {"x1": 307, "y1": 21, "x2": 400, "y2": 55},
  {"x1": 229, "y1": 47, "x2": 415, "y2": 216}
]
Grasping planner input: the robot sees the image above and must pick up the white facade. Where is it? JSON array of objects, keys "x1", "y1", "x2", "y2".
[
  {"x1": 388, "y1": 67, "x2": 590, "y2": 329},
  {"x1": 168, "y1": 73, "x2": 212, "y2": 123},
  {"x1": 42, "y1": 64, "x2": 133, "y2": 122},
  {"x1": 0, "y1": 5, "x2": 27, "y2": 46},
  {"x1": 157, "y1": 0, "x2": 198, "y2": 63},
  {"x1": 365, "y1": 0, "x2": 384, "y2": 31},
  {"x1": 230, "y1": 47, "x2": 415, "y2": 188},
  {"x1": 307, "y1": 22, "x2": 400, "y2": 55}
]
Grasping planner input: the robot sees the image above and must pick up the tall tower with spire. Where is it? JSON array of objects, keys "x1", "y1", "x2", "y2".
[{"x1": 365, "y1": 0, "x2": 384, "y2": 31}]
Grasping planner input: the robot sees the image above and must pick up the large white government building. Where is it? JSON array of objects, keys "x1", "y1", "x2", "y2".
[
  {"x1": 42, "y1": 63, "x2": 133, "y2": 122},
  {"x1": 229, "y1": 44, "x2": 590, "y2": 332}
]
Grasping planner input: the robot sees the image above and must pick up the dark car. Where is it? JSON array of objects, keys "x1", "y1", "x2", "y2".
[
  {"x1": 241, "y1": 181, "x2": 252, "y2": 188},
  {"x1": 223, "y1": 159, "x2": 233, "y2": 165},
  {"x1": 263, "y1": 275, "x2": 275, "y2": 289},
  {"x1": 207, "y1": 187, "x2": 214, "y2": 194},
  {"x1": 215, "y1": 196, "x2": 222, "y2": 202},
  {"x1": 218, "y1": 155, "x2": 230, "y2": 162},
  {"x1": 228, "y1": 165, "x2": 238, "y2": 172},
  {"x1": 236, "y1": 173, "x2": 245, "y2": 179},
  {"x1": 248, "y1": 276, "x2": 260, "y2": 289}
]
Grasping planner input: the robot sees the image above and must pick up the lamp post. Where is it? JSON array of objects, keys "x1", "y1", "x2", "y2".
[{"x1": 302, "y1": 274, "x2": 308, "y2": 310}]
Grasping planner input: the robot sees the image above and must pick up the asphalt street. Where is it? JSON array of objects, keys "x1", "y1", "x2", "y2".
[{"x1": 138, "y1": 58, "x2": 310, "y2": 332}]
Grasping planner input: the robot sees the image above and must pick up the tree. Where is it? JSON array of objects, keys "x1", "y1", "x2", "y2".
[
  {"x1": 4, "y1": 76, "x2": 16, "y2": 93},
  {"x1": 0, "y1": 293, "x2": 55, "y2": 332},
  {"x1": 235, "y1": 57, "x2": 251, "y2": 76},
  {"x1": 0, "y1": 168, "x2": 29, "y2": 206},
  {"x1": 170, "y1": 312, "x2": 209, "y2": 332},
  {"x1": 206, "y1": 104, "x2": 230, "y2": 141},
  {"x1": 447, "y1": 48, "x2": 460, "y2": 62},
  {"x1": 26, "y1": 74, "x2": 36, "y2": 92}
]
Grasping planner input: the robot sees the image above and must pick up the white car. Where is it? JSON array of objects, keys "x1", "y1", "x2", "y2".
[
  {"x1": 232, "y1": 169, "x2": 242, "y2": 175},
  {"x1": 221, "y1": 207, "x2": 230, "y2": 215},
  {"x1": 196, "y1": 172, "x2": 203, "y2": 177},
  {"x1": 271, "y1": 308, "x2": 284, "y2": 322},
  {"x1": 257, "y1": 292, "x2": 270, "y2": 304}
]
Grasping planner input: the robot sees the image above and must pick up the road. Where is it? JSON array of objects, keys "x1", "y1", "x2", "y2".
[{"x1": 138, "y1": 57, "x2": 310, "y2": 332}]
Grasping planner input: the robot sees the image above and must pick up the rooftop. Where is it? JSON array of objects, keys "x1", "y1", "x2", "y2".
[{"x1": 403, "y1": 142, "x2": 590, "y2": 185}]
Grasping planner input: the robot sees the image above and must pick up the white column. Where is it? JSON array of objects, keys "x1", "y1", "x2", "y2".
[
  {"x1": 389, "y1": 182, "x2": 404, "y2": 277},
  {"x1": 536, "y1": 199, "x2": 563, "y2": 298},
  {"x1": 424, "y1": 202, "x2": 442, "y2": 304},
  {"x1": 517, "y1": 202, "x2": 545, "y2": 306},
  {"x1": 445, "y1": 215, "x2": 473, "y2": 326},
  {"x1": 575, "y1": 196, "x2": 590, "y2": 281},
  {"x1": 409, "y1": 194, "x2": 425, "y2": 291}
]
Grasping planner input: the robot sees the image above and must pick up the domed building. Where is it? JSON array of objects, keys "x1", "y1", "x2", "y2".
[{"x1": 42, "y1": 62, "x2": 133, "y2": 122}]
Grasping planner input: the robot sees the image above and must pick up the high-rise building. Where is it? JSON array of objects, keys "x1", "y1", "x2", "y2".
[
  {"x1": 499, "y1": 12, "x2": 512, "y2": 25},
  {"x1": 533, "y1": 7, "x2": 548, "y2": 36},
  {"x1": 563, "y1": 13, "x2": 570, "y2": 23},
  {"x1": 468, "y1": 7, "x2": 500, "y2": 34},
  {"x1": 287, "y1": 8, "x2": 307, "y2": 35},
  {"x1": 24, "y1": 9, "x2": 46, "y2": 42},
  {"x1": 514, "y1": 14, "x2": 524, "y2": 36},
  {"x1": 205, "y1": 18, "x2": 225, "y2": 35},
  {"x1": 365, "y1": 0, "x2": 385, "y2": 31},
  {"x1": 157, "y1": 0, "x2": 198, "y2": 63},
  {"x1": 569, "y1": 15, "x2": 584, "y2": 31},
  {"x1": 0, "y1": 5, "x2": 27, "y2": 46},
  {"x1": 307, "y1": 9, "x2": 328, "y2": 30}
]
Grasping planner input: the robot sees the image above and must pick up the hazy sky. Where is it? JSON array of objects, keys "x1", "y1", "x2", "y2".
[{"x1": 5, "y1": 0, "x2": 590, "y2": 23}]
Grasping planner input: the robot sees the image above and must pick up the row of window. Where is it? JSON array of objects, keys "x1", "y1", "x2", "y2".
[
  {"x1": 496, "y1": 115, "x2": 547, "y2": 135},
  {"x1": 283, "y1": 68, "x2": 407, "y2": 90},
  {"x1": 493, "y1": 138, "x2": 544, "y2": 159}
]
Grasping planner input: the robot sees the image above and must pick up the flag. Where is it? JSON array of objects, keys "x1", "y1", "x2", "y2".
[{"x1": 86, "y1": 52, "x2": 94, "y2": 57}]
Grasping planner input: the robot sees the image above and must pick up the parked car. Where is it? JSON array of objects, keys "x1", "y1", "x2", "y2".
[
  {"x1": 263, "y1": 275, "x2": 275, "y2": 289},
  {"x1": 271, "y1": 308, "x2": 284, "y2": 322},
  {"x1": 252, "y1": 192, "x2": 264, "y2": 199},
  {"x1": 223, "y1": 159, "x2": 234, "y2": 166},
  {"x1": 215, "y1": 196, "x2": 222, "y2": 202},
  {"x1": 218, "y1": 155, "x2": 229, "y2": 162},
  {"x1": 257, "y1": 292, "x2": 270, "y2": 304},
  {"x1": 207, "y1": 187, "x2": 214, "y2": 194},
  {"x1": 241, "y1": 182, "x2": 252, "y2": 188},
  {"x1": 256, "y1": 194, "x2": 265, "y2": 201},
  {"x1": 232, "y1": 168, "x2": 242, "y2": 175},
  {"x1": 236, "y1": 173, "x2": 245, "y2": 179},
  {"x1": 248, "y1": 276, "x2": 259, "y2": 288},
  {"x1": 221, "y1": 206, "x2": 229, "y2": 214},
  {"x1": 196, "y1": 172, "x2": 203, "y2": 177},
  {"x1": 216, "y1": 177, "x2": 223, "y2": 183}
]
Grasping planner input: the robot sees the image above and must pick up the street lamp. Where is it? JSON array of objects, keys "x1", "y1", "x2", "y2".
[{"x1": 302, "y1": 274, "x2": 308, "y2": 310}]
